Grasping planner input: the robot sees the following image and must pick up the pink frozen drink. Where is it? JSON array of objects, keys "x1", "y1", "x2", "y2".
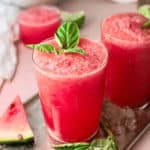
[
  {"x1": 18, "y1": 6, "x2": 61, "y2": 44},
  {"x1": 33, "y1": 38, "x2": 108, "y2": 142},
  {"x1": 102, "y1": 13, "x2": 150, "y2": 107}
]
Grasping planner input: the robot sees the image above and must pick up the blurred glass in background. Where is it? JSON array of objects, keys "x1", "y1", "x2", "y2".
[
  {"x1": 0, "y1": 0, "x2": 58, "y2": 8},
  {"x1": 138, "y1": 0, "x2": 150, "y2": 5},
  {"x1": 112, "y1": 0, "x2": 137, "y2": 3}
]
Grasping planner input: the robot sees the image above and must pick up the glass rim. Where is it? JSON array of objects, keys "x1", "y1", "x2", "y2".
[
  {"x1": 101, "y1": 12, "x2": 150, "y2": 49},
  {"x1": 18, "y1": 5, "x2": 61, "y2": 27},
  {"x1": 32, "y1": 37, "x2": 108, "y2": 79}
]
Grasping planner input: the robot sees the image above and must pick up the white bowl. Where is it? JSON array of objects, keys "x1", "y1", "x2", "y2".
[
  {"x1": 1, "y1": 0, "x2": 59, "y2": 8},
  {"x1": 112, "y1": 0, "x2": 138, "y2": 3}
]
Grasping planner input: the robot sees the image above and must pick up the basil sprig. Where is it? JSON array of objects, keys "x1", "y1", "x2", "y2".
[
  {"x1": 54, "y1": 137, "x2": 117, "y2": 150},
  {"x1": 27, "y1": 22, "x2": 86, "y2": 55},
  {"x1": 88, "y1": 137, "x2": 117, "y2": 150},
  {"x1": 53, "y1": 118, "x2": 118, "y2": 150},
  {"x1": 138, "y1": 5, "x2": 150, "y2": 29},
  {"x1": 54, "y1": 143, "x2": 90, "y2": 150},
  {"x1": 55, "y1": 22, "x2": 80, "y2": 49},
  {"x1": 27, "y1": 44, "x2": 57, "y2": 54}
]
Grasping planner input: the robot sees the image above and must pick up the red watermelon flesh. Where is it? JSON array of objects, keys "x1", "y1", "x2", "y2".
[{"x1": 0, "y1": 96, "x2": 34, "y2": 144}]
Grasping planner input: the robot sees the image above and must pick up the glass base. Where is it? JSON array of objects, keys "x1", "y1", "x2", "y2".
[{"x1": 47, "y1": 127, "x2": 99, "y2": 145}]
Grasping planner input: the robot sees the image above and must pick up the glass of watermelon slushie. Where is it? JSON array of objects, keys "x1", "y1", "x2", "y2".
[
  {"x1": 102, "y1": 13, "x2": 150, "y2": 107},
  {"x1": 33, "y1": 38, "x2": 108, "y2": 142},
  {"x1": 18, "y1": 6, "x2": 61, "y2": 44}
]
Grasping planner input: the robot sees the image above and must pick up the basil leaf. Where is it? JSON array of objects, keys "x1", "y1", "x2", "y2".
[
  {"x1": 141, "y1": 20, "x2": 150, "y2": 29},
  {"x1": 53, "y1": 138, "x2": 118, "y2": 150},
  {"x1": 64, "y1": 48, "x2": 86, "y2": 55},
  {"x1": 53, "y1": 142, "x2": 90, "y2": 150},
  {"x1": 61, "y1": 11, "x2": 85, "y2": 28},
  {"x1": 53, "y1": 117, "x2": 118, "y2": 150},
  {"x1": 88, "y1": 137, "x2": 118, "y2": 150},
  {"x1": 55, "y1": 21, "x2": 80, "y2": 49},
  {"x1": 27, "y1": 44, "x2": 57, "y2": 53},
  {"x1": 138, "y1": 5, "x2": 150, "y2": 19}
]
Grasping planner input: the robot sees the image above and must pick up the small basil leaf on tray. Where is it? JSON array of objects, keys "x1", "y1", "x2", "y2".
[
  {"x1": 61, "y1": 11, "x2": 85, "y2": 28},
  {"x1": 138, "y1": 5, "x2": 150, "y2": 29},
  {"x1": 53, "y1": 142, "x2": 90, "y2": 150},
  {"x1": 27, "y1": 44, "x2": 57, "y2": 53},
  {"x1": 55, "y1": 21, "x2": 80, "y2": 49},
  {"x1": 88, "y1": 136, "x2": 118, "y2": 150},
  {"x1": 63, "y1": 48, "x2": 86, "y2": 55},
  {"x1": 92, "y1": 118, "x2": 118, "y2": 150}
]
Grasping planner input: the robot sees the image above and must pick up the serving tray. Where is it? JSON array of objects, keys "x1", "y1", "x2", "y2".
[{"x1": 1, "y1": 97, "x2": 150, "y2": 150}]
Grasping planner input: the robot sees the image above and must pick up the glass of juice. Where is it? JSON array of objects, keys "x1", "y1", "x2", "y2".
[
  {"x1": 18, "y1": 6, "x2": 61, "y2": 44},
  {"x1": 101, "y1": 13, "x2": 150, "y2": 107},
  {"x1": 33, "y1": 38, "x2": 108, "y2": 142}
]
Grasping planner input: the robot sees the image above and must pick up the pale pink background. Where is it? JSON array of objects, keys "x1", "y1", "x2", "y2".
[{"x1": 0, "y1": 43, "x2": 38, "y2": 117}]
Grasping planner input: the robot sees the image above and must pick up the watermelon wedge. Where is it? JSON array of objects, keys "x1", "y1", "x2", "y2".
[{"x1": 0, "y1": 96, "x2": 34, "y2": 144}]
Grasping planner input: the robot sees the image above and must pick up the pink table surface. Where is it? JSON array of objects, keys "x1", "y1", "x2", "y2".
[{"x1": 0, "y1": 42, "x2": 38, "y2": 117}]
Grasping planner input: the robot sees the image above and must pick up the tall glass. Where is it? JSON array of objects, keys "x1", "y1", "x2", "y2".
[
  {"x1": 33, "y1": 38, "x2": 108, "y2": 142},
  {"x1": 101, "y1": 13, "x2": 150, "y2": 107}
]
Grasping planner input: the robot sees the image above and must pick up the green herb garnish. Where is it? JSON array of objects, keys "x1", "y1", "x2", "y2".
[
  {"x1": 54, "y1": 143, "x2": 90, "y2": 150},
  {"x1": 27, "y1": 44, "x2": 57, "y2": 54},
  {"x1": 61, "y1": 11, "x2": 85, "y2": 28},
  {"x1": 53, "y1": 118, "x2": 118, "y2": 150},
  {"x1": 27, "y1": 22, "x2": 86, "y2": 55},
  {"x1": 88, "y1": 137, "x2": 117, "y2": 150},
  {"x1": 63, "y1": 48, "x2": 86, "y2": 55},
  {"x1": 141, "y1": 19, "x2": 150, "y2": 29},
  {"x1": 55, "y1": 21, "x2": 80, "y2": 49},
  {"x1": 138, "y1": 5, "x2": 150, "y2": 29}
]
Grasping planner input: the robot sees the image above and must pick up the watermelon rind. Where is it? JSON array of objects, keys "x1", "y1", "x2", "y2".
[{"x1": 0, "y1": 135, "x2": 34, "y2": 145}]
